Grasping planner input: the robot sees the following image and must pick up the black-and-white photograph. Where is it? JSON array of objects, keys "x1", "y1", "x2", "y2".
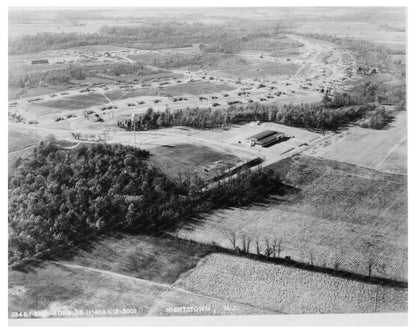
[{"x1": 7, "y1": 3, "x2": 409, "y2": 325}]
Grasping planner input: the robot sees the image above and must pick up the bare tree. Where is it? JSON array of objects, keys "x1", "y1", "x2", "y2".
[
  {"x1": 368, "y1": 258, "x2": 375, "y2": 278},
  {"x1": 272, "y1": 239, "x2": 277, "y2": 258},
  {"x1": 241, "y1": 236, "x2": 247, "y2": 253},
  {"x1": 264, "y1": 239, "x2": 272, "y2": 258},
  {"x1": 334, "y1": 255, "x2": 341, "y2": 270},
  {"x1": 255, "y1": 240, "x2": 261, "y2": 255},
  {"x1": 277, "y1": 240, "x2": 282, "y2": 259},
  {"x1": 246, "y1": 238, "x2": 251, "y2": 254},
  {"x1": 241, "y1": 235, "x2": 251, "y2": 254},
  {"x1": 227, "y1": 232, "x2": 237, "y2": 251}
]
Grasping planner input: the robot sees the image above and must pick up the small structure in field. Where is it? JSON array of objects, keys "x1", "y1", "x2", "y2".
[
  {"x1": 31, "y1": 59, "x2": 49, "y2": 65},
  {"x1": 247, "y1": 130, "x2": 286, "y2": 147}
]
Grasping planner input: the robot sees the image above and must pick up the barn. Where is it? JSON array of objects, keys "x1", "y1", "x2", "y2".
[{"x1": 247, "y1": 130, "x2": 286, "y2": 147}]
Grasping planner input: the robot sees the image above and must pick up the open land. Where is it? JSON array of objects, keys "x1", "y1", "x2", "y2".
[
  {"x1": 9, "y1": 234, "x2": 276, "y2": 317},
  {"x1": 176, "y1": 155, "x2": 407, "y2": 281},
  {"x1": 176, "y1": 253, "x2": 407, "y2": 314},
  {"x1": 8, "y1": 7, "x2": 407, "y2": 318},
  {"x1": 314, "y1": 110, "x2": 407, "y2": 174}
]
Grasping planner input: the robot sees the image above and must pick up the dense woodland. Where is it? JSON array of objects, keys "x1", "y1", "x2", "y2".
[{"x1": 8, "y1": 140, "x2": 282, "y2": 263}]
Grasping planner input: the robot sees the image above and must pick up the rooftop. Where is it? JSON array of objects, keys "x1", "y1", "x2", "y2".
[{"x1": 247, "y1": 130, "x2": 284, "y2": 141}]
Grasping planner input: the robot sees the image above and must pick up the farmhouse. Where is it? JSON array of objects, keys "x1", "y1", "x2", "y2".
[
  {"x1": 247, "y1": 130, "x2": 286, "y2": 147},
  {"x1": 31, "y1": 59, "x2": 49, "y2": 65}
]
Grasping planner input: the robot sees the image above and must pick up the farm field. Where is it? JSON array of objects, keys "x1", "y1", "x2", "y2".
[
  {"x1": 59, "y1": 233, "x2": 215, "y2": 284},
  {"x1": 316, "y1": 111, "x2": 407, "y2": 174},
  {"x1": 176, "y1": 253, "x2": 407, "y2": 314},
  {"x1": 176, "y1": 155, "x2": 407, "y2": 281},
  {"x1": 8, "y1": 7, "x2": 408, "y2": 319},
  {"x1": 148, "y1": 143, "x2": 243, "y2": 182},
  {"x1": 8, "y1": 235, "x2": 276, "y2": 318}
]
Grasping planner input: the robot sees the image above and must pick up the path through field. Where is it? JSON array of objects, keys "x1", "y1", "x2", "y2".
[{"x1": 55, "y1": 262, "x2": 280, "y2": 316}]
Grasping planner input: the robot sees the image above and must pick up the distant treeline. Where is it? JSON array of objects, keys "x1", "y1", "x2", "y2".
[
  {"x1": 8, "y1": 140, "x2": 282, "y2": 263},
  {"x1": 9, "y1": 21, "x2": 284, "y2": 55},
  {"x1": 8, "y1": 62, "x2": 164, "y2": 88}
]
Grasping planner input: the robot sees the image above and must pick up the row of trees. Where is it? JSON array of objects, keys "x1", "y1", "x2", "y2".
[
  {"x1": 8, "y1": 139, "x2": 282, "y2": 263},
  {"x1": 118, "y1": 99, "x2": 378, "y2": 133}
]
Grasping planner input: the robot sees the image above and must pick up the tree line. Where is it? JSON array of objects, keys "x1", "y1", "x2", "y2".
[
  {"x1": 8, "y1": 139, "x2": 282, "y2": 263},
  {"x1": 118, "y1": 98, "x2": 380, "y2": 133},
  {"x1": 118, "y1": 80, "x2": 401, "y2": 132},
  {"x1": 9, "y1": 21, "x2": 284, "y2": 55},
  {"x1": 9, "y1": 62, "x2": 163, "y2": 88}
]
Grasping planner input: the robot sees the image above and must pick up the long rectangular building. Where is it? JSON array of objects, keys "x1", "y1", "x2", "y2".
[{"x1": 247, "y1": 130, "x2": 286, "y2": 147}]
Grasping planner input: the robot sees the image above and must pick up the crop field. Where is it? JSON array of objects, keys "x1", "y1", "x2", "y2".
[
  {"x1": 148, "y1": 143, "x2": 243, "y2": 182},
  {"x1": 61, "y1": 233, "x2": 214, "y2": 284},
  {"x1": 317, "y1": 111, "x2": 407, "y2": 174},
  {"x1": 146, "y1": 289, "x2": 276, "y2": 316},
  {"x1": 8, "y1": 262, "x2": 273, "y2": 318},
  {"x1": 176, "y1": 253, "x2": 407, "y2": 314},
  {"x1": 9, "y1": 235, "x2": 276, "y2": 317},
  {"x1": 176, "y1": 155, "x2": 407, "y2": 281},
  {"x1": 8, "y1": 7, "x2": 408, "y2": 319}
]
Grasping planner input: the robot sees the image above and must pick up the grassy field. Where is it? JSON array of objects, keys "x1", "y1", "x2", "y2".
[
  {"x1": 8, "y1": 128, "x2": 40, "y2": 152},
  {"x1": 214, "y1": 61, "x2": 299, "y2": 79},
  {"x1": 317, "y1": 111, "x2": 407, "y2": 174},
  {"x1": 148, "y1": 143, "x2": 243, "y2": 182},
  {"x1": 176, "y1": 155, "x2": 407, "y2": 281},
  {"x1": 8, "y1": 234, "x2": 275, "y2": 318},
  {"x1": 61, "y1": 233, "x2": 214, "y2": 284},
  {"x1": 37, "y1": 82, "x2": 235, "y2": 110},
  {"x1": 177, "y1": 253, "x2": 407, "y2": 314},
  {"x1": 155, "y1": 82, "x2": 234, "y2": 96}
]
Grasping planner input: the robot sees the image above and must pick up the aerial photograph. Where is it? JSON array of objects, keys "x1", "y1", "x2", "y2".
[{"x1": 7, "y1": 6, "x2": 407, "y2": 322}]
